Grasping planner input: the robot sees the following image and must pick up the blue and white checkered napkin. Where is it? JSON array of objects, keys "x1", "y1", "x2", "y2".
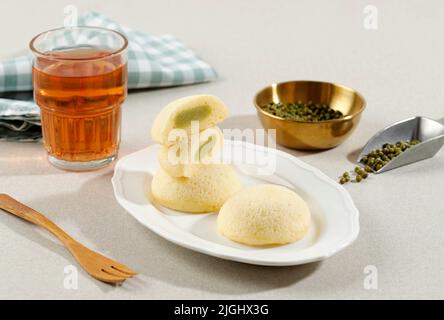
[{"x1": 0, "y1": 11, "x2": 217, "y2": 141}]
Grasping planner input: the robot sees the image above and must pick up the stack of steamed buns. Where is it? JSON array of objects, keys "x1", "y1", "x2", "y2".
[{"x1": 149, "y1": 95, "x2": 311, "y2": 246}]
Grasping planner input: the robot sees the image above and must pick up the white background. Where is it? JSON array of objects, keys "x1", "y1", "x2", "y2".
[{"x1": 0, "y1": 0, "x2": 443, "y2": 299}]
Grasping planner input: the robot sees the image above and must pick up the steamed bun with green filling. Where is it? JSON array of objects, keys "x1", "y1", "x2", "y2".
[
  {"x1": 158, "y1": 126, "x2": 224, "y2": 178},
  {"x1": 151, "y1": 164, "x2": 241, "y2": 213},
  {"x1": 217, "y1": 184, "x2": 311, "y2": 246},
  {"x1": 151, "y1": 95, "x2": 228, "y2": 146}
]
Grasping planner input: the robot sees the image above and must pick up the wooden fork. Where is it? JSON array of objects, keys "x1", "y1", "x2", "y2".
[{"x1": 0, "y1": 194, "x2": 137, "y2": 284}]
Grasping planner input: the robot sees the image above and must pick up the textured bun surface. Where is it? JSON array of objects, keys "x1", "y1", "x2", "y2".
[
  {"x1": 151, "y1": 164, "x2": 241, "y2": 213},
  {"x1": 217, "y1": 184, "x2": 311, "y2": 245}
]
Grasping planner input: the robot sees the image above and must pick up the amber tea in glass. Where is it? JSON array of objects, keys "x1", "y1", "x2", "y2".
[{"x1": 30, "y1": 27, "x2": 128, "y2": 170}]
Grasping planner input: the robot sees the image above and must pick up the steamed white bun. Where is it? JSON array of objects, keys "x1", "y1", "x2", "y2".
[
  {"x1": 151, "y1": 95, "x2": 228, "y2": 146},
  {"x1": 217, "y1": 184, "x2": 311, "y2": 245},
  {"x1": 158, "y1": 126, "x2": 224, "y2": 177},
  {"x1": 151, "y1": 164, "x2": 241, "y2": 213}
]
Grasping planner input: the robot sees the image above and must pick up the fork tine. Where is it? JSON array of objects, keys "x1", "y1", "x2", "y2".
[
  {"x1": 102, "y1": 266, "x2": 133, "y2": 278},
  {"x1": 110, "y1": 262, "x2": 138, "y2": 276},
  {"x1": 93, "y1": 271, "x2": 127, "y2": 284}
]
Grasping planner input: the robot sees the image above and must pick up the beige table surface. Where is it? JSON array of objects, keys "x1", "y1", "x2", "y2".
[{"x1": 1, "y1": 0, "x2": 443, "y2": 299}]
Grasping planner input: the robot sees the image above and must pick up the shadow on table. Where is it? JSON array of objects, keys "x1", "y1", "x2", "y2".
[
  {"x1": 0, "y1": 141, "x2": 49, "y2": 176},
  {"x1": 1, "y1": 170, "x2": 326, "y2": 295},
  {"x1": 0, "y1": 140, "x2": 143, "y2": 177},
  {"x1": 347, "y1": 147, "x2": 363, "y2": 164}
]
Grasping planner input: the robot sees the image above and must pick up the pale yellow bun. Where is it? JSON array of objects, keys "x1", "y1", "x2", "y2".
[
  {"x1": 217, "y1": 184, "x2": 311, "y2": 246},
  {"x1": 151, "y1": 95, "x2": 228, "y2": 146},
  {"x1": 158, "y1": 126, "x2": 224, "y2": 177},
  {"x1": 151, "y1": 164, "x2": 241, "y2": 213}
]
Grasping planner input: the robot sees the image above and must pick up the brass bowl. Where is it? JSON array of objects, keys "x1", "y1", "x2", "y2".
[{"x1": 254, "y1": 80, "x2": 366, "y2": 150}]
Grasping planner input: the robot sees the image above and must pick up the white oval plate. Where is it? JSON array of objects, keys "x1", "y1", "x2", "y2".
[{"x1": 111, "y1": 140, "x2": 359, "y2": 266}]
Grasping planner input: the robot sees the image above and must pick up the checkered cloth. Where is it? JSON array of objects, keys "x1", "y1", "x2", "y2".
[{"x1": 0, "y1": 11, "x2": 217, "y2": 141}]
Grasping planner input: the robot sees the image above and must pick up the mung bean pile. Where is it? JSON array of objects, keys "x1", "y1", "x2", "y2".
[
  {"x1": 261, "y1": 101, "x2": 343, "y2": 121},
  {"x1": 339, "y1": 139, "x2": 421, "y2": 184}
]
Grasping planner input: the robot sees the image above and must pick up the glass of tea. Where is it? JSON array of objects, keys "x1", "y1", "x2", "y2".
[{"x1": 30, "y1": 27, "x2": 128, "y2": 171}]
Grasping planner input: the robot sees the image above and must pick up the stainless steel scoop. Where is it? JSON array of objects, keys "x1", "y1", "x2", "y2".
[{"x1": 357, "y1": 116, "x2": 444, "y2": 173}]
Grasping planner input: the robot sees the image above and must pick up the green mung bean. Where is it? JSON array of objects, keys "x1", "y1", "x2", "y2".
[
  {"x1": 338, "y1": 139, "x2": 421, "y2": 184},
  {"x1": 261, "y1": 101, "x2": 343, "y2": 121}
]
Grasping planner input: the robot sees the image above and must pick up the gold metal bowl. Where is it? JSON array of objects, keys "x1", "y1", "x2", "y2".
[{"x1": 254, "y1": 80, "x2": 366, "y2": 150}]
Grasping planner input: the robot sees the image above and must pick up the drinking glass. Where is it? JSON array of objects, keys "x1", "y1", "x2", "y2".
[{"x1": 30, "y1": 27, "x2": 128, "y2": 171}]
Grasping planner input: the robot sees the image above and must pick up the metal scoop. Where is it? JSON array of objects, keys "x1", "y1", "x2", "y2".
[{"x1": 357, "y1": 116, "x2": 444, "y2": 173}]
